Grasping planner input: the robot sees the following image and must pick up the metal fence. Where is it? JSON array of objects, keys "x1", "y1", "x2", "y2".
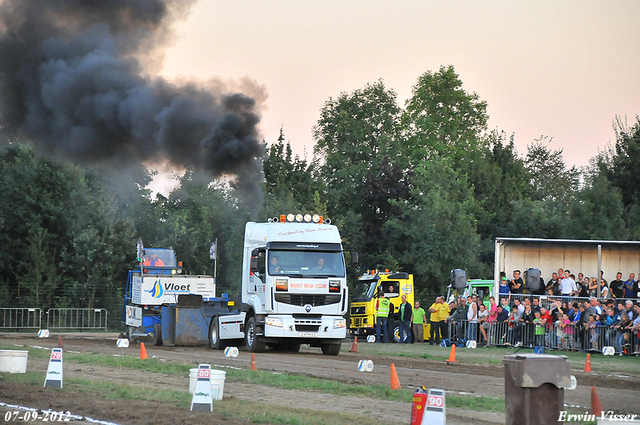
[
  {"x1": 441, "y1": 317, "x2": 639, "y2": 354},
  {"x1": 0, "y1": 308, "x2": 42, "y2": 330},
  {"x1": 45, "y1": 308, "x2": 108, "y2": 332}
]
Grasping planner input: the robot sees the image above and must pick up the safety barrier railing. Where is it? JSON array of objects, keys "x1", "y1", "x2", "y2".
[
  {"x1": 439, "y1": 317, "x2": 638, "y2": 355},
  {"x1": 0, "y1": 308, "x2": 42, "y2": 330},
  {"x1": 45, "y1": 308, "x2": 108, "y2": 332}
]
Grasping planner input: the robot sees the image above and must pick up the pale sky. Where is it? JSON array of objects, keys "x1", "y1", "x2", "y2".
[{"x1": 158, "y1": 1, "x2": 640, "y2": 191}]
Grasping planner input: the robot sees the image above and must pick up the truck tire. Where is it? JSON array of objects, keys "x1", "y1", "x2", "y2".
[
  {"x1": 152, "y1": 323, "x2": 163, "y2": 346},
  {"x1": 321, "y1": 342, "x2": 341, "y2": 356},
  {"x1": 392, "y1": 325, "x2": 401, "y2": 343},
  {"x1": 245, "y1": 316, "x2": 266, "y2": 353},
  {"x1": 209, "y1": 317, "x2": 226, "y2": 350}
]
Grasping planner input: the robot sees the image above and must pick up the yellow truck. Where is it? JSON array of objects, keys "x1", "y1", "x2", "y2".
[{"x1": 349, "y1": 270, "x2": 428, "y2": 342}]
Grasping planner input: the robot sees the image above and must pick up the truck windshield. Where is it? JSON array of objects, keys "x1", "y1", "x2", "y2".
[
  {"x1": 268, "y1": 250, "x2": 345, "y2": 278},
  {"x1": 142, "y1": 248, "x2": 176, "y2": 268},
  {"x1": 353, "y1": 280, "x2": 379, "y2": 300}
]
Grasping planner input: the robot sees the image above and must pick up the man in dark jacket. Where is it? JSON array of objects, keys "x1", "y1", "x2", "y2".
[
  {"x1": 610, "y1": 272, "x2": 625, "y2": 299},
  {"x1": 399, "y1": 294, "x2": 412, "y2": 343}
]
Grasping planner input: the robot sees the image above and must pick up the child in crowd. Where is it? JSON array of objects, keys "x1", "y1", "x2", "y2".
[
  {"x1": 533, "y1": 311, "x2": 545, "y2": 347},
  {"x1": 560, "y1": 313, "x2": 574, "y2": 350}
]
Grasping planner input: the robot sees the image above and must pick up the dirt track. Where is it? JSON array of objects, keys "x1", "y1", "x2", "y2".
[{"x1": 1, "y1": 334, "x2": 639, "y2": 424}]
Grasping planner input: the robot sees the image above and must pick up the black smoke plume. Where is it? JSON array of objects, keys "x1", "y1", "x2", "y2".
[{"x1": 0, "y1": 0, "x2": 265, "y2": 206}]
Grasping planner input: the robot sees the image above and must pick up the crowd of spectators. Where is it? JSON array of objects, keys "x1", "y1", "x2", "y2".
[{"x1": 428, "y1": 269, "x2": 640, "y2": 355}]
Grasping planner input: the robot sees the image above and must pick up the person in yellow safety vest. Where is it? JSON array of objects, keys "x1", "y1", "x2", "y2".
[
  {"x1": 376, "y1": 289, "x2": 390, "y2": 343},
  {"x1": 429, "y1": 296, "x2": 443, "y2": 345},
  {"x1": 438, "y1": 297, "x2": 451, "y2": 342}
]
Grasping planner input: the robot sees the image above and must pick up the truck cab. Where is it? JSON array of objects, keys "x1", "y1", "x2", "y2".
[
  {"x1": 209, "y1": 215, "x2": 349, "y2": 355},
  {"x1": 350, "y1": 271, "x2": 425, "y2": 342}
]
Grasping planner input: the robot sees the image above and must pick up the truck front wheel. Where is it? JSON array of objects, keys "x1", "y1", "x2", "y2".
[
  {"x1": 245, "y1": 316, "x2": 266, "y2": 352},
  {"x1": 321, "y1": 342, "x2": 341, "y2": 356}
]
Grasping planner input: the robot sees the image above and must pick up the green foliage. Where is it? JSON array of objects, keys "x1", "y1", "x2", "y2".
[
  {"x1": 402, "y1": 65, "x2": 489, "y2": 162},
  {"x1": 313, "y1": 79, "x2": 402, "y2": 216},
  {"x1": 1, "y1": 66, "x2": 638, "y2": 323},
  {"x1": 382, "y1": 159, "x2": 481, "y2": 293},
  {"x1": 524, "y1": 137, "x2": 579, "y2": 204}
]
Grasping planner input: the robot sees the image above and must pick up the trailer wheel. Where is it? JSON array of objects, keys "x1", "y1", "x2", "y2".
[
  {"x1": 245, "y1": 316, "x2": 266, "y2": 353},
  {"x1": 152, "y1": 323, "x2": 163, "y2": 346},
  {"x1": 209, "y1": 317, "x2": 226, "y2": 350},
  {"x1": 321, "y1": 342, "x2": 341, "y2": 356}
]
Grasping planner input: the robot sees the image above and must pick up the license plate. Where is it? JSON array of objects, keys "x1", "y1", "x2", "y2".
[{"x1": 298, "y1": 332, "x2": 318, "y2": 337}]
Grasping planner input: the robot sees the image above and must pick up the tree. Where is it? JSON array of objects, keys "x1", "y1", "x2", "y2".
[
  {"x1": 402, "y1": 65, "x2": 489, "y2": 163},
  {"x1": 567, "y1": 176, "x2": 627, "y2": 240},
  {"x1": 263, "y1": 128, "x2": 320, "y2": 213},
  {"x1": 313, "y1": 80, "x2": 402, "y2": 216},
  {"x1": 381, "y1": 158, "x2": 482, "y2": 293},
  {"x1": 605, "y1": 116, "x2": 640, "y2": 207},
  {"x1": 0, "y1": 145, "x2": 134, "y2": 311},
  {"x1": 524, "y1": 137, "x2": 579, "y2": 204},
  {"x1": 160, "y1": 171, "x2": 245, "y2": 296}
]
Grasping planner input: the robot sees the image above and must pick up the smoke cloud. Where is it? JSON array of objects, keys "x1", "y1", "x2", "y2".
[{"x1": 0, "y1": 0, "x2": 265, "y2": 206}]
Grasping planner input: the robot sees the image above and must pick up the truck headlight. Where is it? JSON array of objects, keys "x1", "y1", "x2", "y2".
[
  {"x1": 334, "y1": 318, "x2": 346, "y2": 328},
  {"x1": 265, "y1": 317, "x2": 283, "y2": 328}
]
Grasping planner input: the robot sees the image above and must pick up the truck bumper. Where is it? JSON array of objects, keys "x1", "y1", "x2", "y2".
[{"x1": 264, "y1": 315, "x2": 346, "y2": 340}]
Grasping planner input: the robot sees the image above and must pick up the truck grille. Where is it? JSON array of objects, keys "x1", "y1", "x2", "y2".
[
  {"x1": 351, "y1": 317, "x2": 367, "y2": 327},
  {"x1": 274, "y1": 294, "x2": 341, "y2": 306},
  {"x1": 294, "y1": 317, "x2": 322, "y2": 332},
  {"x1": 351, "y1": 306, "x2": 366, "y2": 315}
]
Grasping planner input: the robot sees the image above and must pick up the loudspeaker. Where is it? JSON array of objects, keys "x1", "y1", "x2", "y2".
[
  {"x1": 525, "y1": 268, "x2": 541, "y2": 292},
  {"x1": 451, "y1": 269, "x2": 467, "y2": 290}
]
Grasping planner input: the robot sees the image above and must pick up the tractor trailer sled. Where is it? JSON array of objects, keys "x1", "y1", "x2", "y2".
[
  {"x1": 123, "y1": 215, "x2": 349, "y2": 355},
  {"x1": 122, "y1": 244, "x2": 226, "y2": 346}
]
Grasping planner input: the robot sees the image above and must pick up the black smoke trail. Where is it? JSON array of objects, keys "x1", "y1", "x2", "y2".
[{"x1": 0, "y1": 0, "x2": 265, "y2": 205}]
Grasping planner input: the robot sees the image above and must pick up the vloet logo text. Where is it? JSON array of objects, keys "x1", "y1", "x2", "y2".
[{"x1": 164, "y1": 282, "x2": 191, "y2": 291}]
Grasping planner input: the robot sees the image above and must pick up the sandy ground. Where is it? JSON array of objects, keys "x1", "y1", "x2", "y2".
[{"x1": 1, "y1": 333, "x2": 638, "y2": 424}]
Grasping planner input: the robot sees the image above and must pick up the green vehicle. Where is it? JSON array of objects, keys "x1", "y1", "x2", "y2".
[{"x1": 446, "y1": 279, "x2": 495, "y2": 308}]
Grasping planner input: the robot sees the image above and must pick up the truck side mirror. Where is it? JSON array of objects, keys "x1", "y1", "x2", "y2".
[
  {"x1": 250, "y1": 248, "x2": 259, "y2": 273},
  {"x1": 351, "y1": 251, "x2": 359, "y2": 266}
]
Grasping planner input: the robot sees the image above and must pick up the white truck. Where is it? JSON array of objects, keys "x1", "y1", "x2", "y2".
[
  {"x1": 209, "y1": 215, "x2": 349, "y2": 355},
  {"x1": 493, "y1": 237, "x2": 640, "y2": 295}
]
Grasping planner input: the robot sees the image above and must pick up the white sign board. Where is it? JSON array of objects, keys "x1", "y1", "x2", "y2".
[
  {"x1": 44, "y1": 348, "x2": 63, "y2": 388},
  {"x1": 132, "y1": 276, "x2": 215, "y2": 305},
  {"x1": 190, "y1": 364, "x2": 213, "y2": 412}
]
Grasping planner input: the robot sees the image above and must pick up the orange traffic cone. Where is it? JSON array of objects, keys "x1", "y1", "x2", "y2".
[
  {"x1": 591, "y1": 386, "x2": 603, "y2": 416},
  {"x1": 140, "y1": 342, "x2": 148, "y2": 360},
  {"x1": 349, "y1": 336, "x2": 359, "y2": 353},
  {"x1": 446, "y1": 344, "x2": 458, "y2": 363},
  {"x1": 583, "y1": 353, "x2": 592, "y2": 373},
  {"x1": 390, "y1": 363, "x2": 401, "y2": 390},
  {"x1": 57, "y1": 334, "x2": 64, "y2": 352},
  {"x1": 250, "y1": 353, "x2": 257, "y2": 371}
]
